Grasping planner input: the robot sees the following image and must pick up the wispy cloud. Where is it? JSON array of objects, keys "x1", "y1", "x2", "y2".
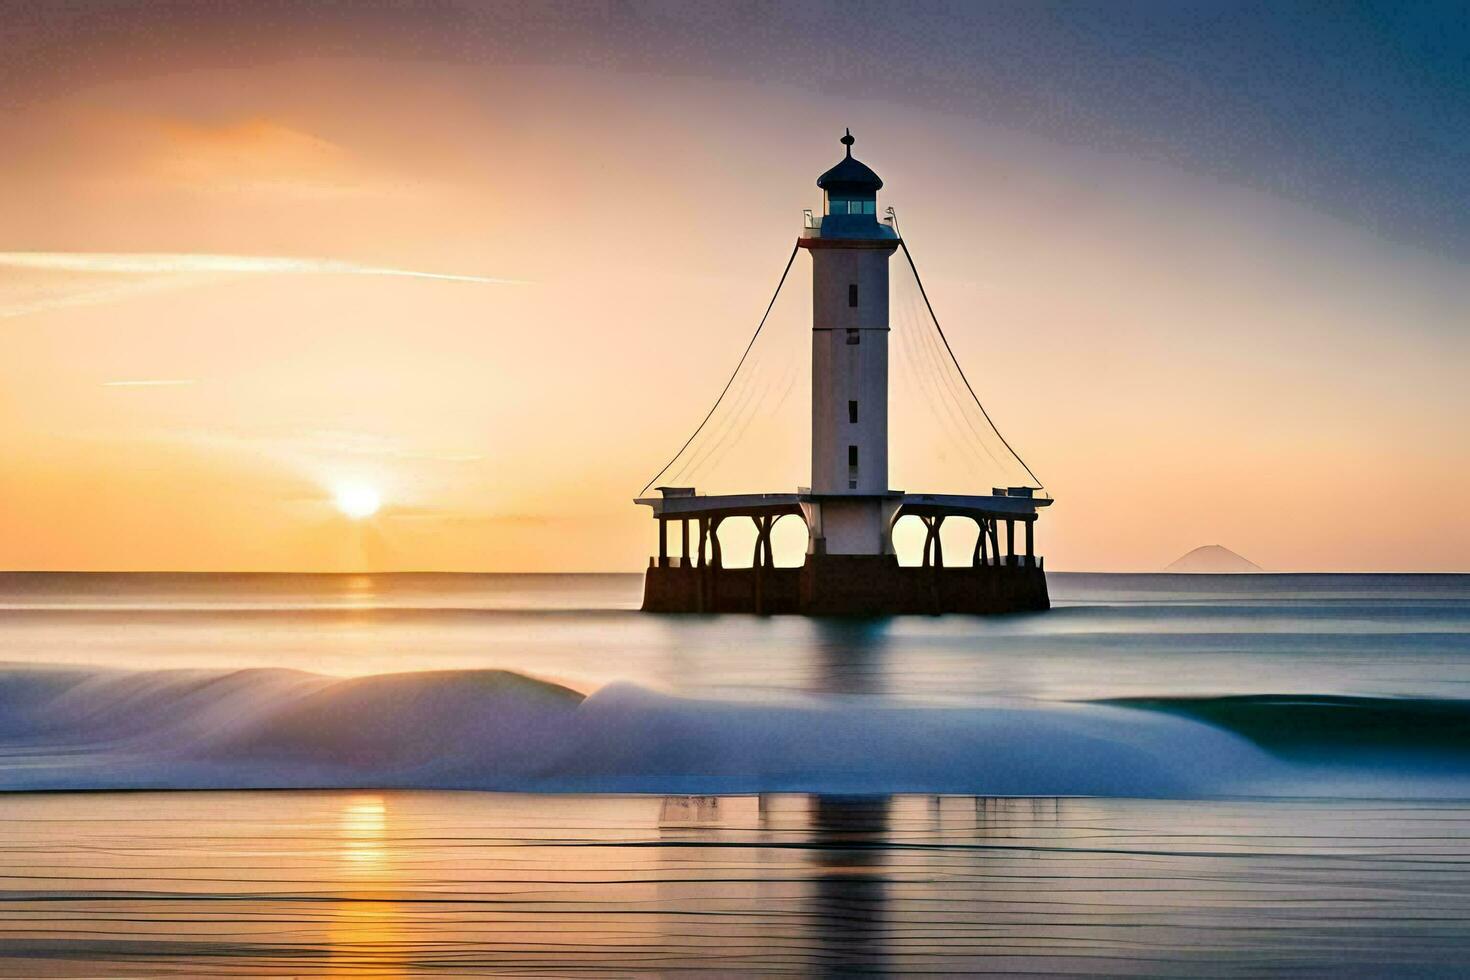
[
  {"x1": 0, "y1": 252, "x2": 518, "y2": 285},
  {"x1": 0, "y1": 251, "x2": 521, "y2": 319},
  {"x1": 0, "y1": 276, "x2": 183, "y2": 320}
]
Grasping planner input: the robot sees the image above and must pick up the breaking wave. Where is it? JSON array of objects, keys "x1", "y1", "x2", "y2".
[
  {"x1": 0, "y1": 666, "x2": 1466, "y2": 798},
  {"x1": 1103, "y1": 694, "x2": 1470, "y2": 758}
]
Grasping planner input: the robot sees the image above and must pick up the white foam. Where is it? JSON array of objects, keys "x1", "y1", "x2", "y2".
[{"x1": 0, "y1": 666, "x2": 1304, "y2": 796}]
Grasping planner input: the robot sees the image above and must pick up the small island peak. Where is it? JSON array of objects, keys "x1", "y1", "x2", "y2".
[{"x1": 1165, "y1": 545, "x2": 1263, "y2": 573}]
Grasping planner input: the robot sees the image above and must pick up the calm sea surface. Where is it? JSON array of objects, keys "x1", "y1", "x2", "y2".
[
  {"x1": 0, "y1": 571, "x2": 1465, "y2": 974},
  {"x1": 0, "y1": 571, "x2": 1464, "y2": 700}
]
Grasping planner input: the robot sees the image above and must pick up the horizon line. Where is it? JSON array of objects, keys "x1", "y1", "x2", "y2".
[{"x1": 0, "y1": 569, "x2": 1460, "y2": 576}]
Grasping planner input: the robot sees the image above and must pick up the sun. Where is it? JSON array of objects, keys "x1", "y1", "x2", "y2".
[{"x1": 333, "y1": 483, "x2": 382, "y2": 520}]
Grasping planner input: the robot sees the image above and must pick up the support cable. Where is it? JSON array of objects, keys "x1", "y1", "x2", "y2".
[
  {"x1": 900, "y1": 271, "x2": 1006, "y2": 474},
  {"x1": 895, "y1": 233, "x2": 1046, "y2": 490},
  {"x1": 674, "y1": 370, "x2": 774, "y2": 487},
  {"x1": 639, "y1": 243, "x2": 800, "y2": 496}
]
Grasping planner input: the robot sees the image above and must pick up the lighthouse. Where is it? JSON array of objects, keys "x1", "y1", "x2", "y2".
[
  {"x1": 801, "y1": 129, "x2": 901, "y2": 559},
  {"x1": 635, "y1": 131, "x2": 1053, "y2": 615}
]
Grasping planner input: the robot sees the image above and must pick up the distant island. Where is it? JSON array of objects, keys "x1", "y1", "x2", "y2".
[{"x1": 1165, "y1": 545, "x2": 1263, "y2": 573}]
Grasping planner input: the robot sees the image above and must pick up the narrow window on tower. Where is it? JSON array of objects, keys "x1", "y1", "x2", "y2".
[
  {"x1": 848, "y1": 445, "x2": 859, "y2": 489},
  {"x1": 848, "y1": 283, "x2": 859, "y2": 307},
  {"x1": 848, "y1": 400, "x2": 858, "y2": 424},
  {"x1": 845, "y1": 329, "x2": 860, "y2": 345}
]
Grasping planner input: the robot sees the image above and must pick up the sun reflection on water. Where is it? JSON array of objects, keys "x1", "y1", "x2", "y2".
[
  {"x1": 339, "y1": 795, "x2": 388, "y2": 870},
  {"x1": 331, "y1": 794, "x2": 404, "y2": 976},
  {"x1": 339, "y1": 574, "x2": 381, "y2": 612}
]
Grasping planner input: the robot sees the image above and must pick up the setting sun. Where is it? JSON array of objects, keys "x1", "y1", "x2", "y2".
[{"x1": 333, "y1": 483, "x2": 382, "y2": 520}]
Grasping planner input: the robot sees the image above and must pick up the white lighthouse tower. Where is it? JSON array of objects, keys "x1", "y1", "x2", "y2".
[
  {"x1": 800, "y1": 129, "x2": 901, "y2": 558},
  {"x1": 635, "y1": 130, "x2": 1052, "y2": 615}
]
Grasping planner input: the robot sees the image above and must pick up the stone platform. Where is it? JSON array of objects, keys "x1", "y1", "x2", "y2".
[{"x1": 640, "y1": 554, "x2": 1049, "y2": 615}]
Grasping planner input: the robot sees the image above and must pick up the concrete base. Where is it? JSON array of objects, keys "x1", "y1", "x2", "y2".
[{"x1": 641, "y1": 555, "x2": 1049, "y2": 616}]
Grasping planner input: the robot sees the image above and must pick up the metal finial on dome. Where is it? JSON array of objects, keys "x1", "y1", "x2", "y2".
[{"x1": 840, "y1": 128, "x2": 855, "y2": 156}]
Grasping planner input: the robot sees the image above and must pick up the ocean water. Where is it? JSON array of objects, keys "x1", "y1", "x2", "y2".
[
  {"x1": 2, "y1": 791, "x2": 1468, "y2": 976},
  {"x1": 0, "y1": 571, "x2": 1466, "y2": 974}
]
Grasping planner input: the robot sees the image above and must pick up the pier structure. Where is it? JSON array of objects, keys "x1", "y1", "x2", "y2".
[{"x1": 636, "y1": 132, "x2": 1051, "y2": 615}]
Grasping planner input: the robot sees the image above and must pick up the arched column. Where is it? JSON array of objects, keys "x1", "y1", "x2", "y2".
[
  {"x1": 751, "y1": 515, "x2": 776, "y2": 569},
  {"x1": 751, "y1": 515, "x2": 772, "y2": 614},
  {"x1": 920, "y1": 515, "x2": 945, "y2": 568}
]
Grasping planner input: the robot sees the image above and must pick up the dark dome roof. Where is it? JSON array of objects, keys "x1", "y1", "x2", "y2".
[{"x1": 816, "y1": 129, "x2": 883, "y2": 194}]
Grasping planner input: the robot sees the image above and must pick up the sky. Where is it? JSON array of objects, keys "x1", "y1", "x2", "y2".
[{"x1": 0, "y1": 0, "x2": 1465, "y2": 572}]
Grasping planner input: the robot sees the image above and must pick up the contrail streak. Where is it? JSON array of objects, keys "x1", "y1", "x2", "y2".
[{"x1": 0, "y1": 252, "x2": 520, "y2": 284}]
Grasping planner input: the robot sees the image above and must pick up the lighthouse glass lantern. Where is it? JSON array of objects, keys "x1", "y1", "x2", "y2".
[{"x1": 817, "y1": 129, "x2": 886, "y2": 240}]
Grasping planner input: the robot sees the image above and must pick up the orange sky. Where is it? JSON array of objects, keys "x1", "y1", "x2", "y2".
[{"x1": 0, "y1": 54, "x2": 1465, "y2": 572}]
